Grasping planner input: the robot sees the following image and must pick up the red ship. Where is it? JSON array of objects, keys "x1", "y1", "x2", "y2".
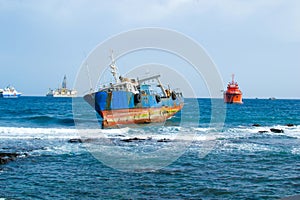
[{"x1": 224, "y1": 74, "x2": 243, "y2": 104}]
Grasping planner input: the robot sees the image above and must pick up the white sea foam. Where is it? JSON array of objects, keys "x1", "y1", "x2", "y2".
[
  {"x1": 212, "y1": 125, "x2": 300, "y2": 154},
  {"x1": 214, "y1": 125, "x2": 300, "y2": 140},
  {"x1": 1, "y1": 125, "x2": 298, "y2": 158},
  {"x1": 291, "y1": 147, "x2": 300, "y2": 155},
  {"x1": 255, "y1": 125, "x2": 300, "y2": 139},
  {"x1": 1, "y1": 125, "x2": 299, "y2": 142},
  {"x1": 0, "y1": 126, "x2": 214, "y2": 143},
  {"x1": 30, "y1": 144, "x2": 85, "y2": 156},
  {"x1": 0, "y1": 126, "x2": 79, "y2": 140},
  {"x1": 222, "y1": 142, "x2": 278, "y2": 153}
]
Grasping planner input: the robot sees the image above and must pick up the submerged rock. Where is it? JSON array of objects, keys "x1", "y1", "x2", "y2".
[
  {"x1": 68, "y1": 138, "x2": 83, "y2": 143},
  {"x1": 286, "y1": 123, "x2": 295, "y2": 127},
  {"x1": 270, "y1": 128, "x2": 284, "y2": 133},
  {"x1": 258, "y1": 130, "x2": 268, "y2": 133},
  {"x1": 157, "y1": 138, "x2": 171, "y2": 142},
  {"x1": 252, "y1": 124, "x2": 261, "y2": 127},
  {"x1": 0, "y1": 152, "x2": 26, "y2": 165},
  {"x1": 121, "y1": 137, "x2": 146, "y2": 142}
]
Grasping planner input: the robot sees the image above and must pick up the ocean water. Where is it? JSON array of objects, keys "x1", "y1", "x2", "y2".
[{"x1": 0, "y1": 97, "x2": 299, "y2": 199}]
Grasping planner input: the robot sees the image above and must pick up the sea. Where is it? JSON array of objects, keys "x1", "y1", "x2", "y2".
[{"x1": 0, "y1": 97, "x2": 299, "y2": 200}]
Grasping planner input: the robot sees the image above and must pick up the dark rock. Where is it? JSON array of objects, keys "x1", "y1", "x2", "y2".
[
  {"x1": 121, "y1": 137, "x2": 146, "y2": 142},
  {"x1": 0, "y1": 152, "x2": 19, "y2": 165},
  {"x1": 286, "y1": 123, "x2": 295, "y2": 127},
  {"x1": 270, "y1": 128, "x2": 284, "y2": 133},
  {"x1": 258, "y1": 130, "x2": 268, "y2": 133},
  {"x1": 68, "y1": 138, "x2": 83, "y2": 143},
  {"x1": 252, "y1": 124, "x2": 261, "y2": 127},
  {"x1": 157, "y1": 138, "x2": 171, "y2": 142},
  {"x1": 115, "y1": 134, "x2": 125, "y2": 137}
]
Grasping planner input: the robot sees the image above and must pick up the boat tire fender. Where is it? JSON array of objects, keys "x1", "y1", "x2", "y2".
[
  {"x1": 134, "y1": 93, "x2": 141, "y2": 104},
  {"x1": 171, "y1": 91, "x2": 177, "y2": 100},
  {"x1": 155, "y1": 95, "x2": 161, "y2": 103}
]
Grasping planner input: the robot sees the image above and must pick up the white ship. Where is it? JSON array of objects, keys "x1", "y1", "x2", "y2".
[
  {"x1": 46, "y1": 75, "x2": 77, "y2": 97},
  {"x1": 0, "y1": 85, "x2": 22, "y2": 98}
]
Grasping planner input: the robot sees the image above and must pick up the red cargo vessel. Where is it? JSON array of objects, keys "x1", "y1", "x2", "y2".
[{"x1": 224, "y1": 74, "x2": 243, "y2": 104}]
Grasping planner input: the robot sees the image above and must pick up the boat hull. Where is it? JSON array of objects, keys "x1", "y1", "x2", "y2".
[
  {"x1": 101, "y1": 105, "x2": 183, "y2": 127},
  {"x1": 224, "y1": 92, "x2": 243, "y2": 104},
  {"x1": 0, "y1": 94, "x2": 21, "y2": 98},
  {"x1": 53, "y1": 94, "x2": 77, "y2": 98},
  {"x1": 84, "y1": 91, "x2": 184, "y2": 128}
]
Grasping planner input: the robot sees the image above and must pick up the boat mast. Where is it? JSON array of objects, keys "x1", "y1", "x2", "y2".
[
  {"x1": 156, "y1": 77, "x2": 167, "y2": 97},
  {"x1": 62, "y1": 75, "x2": 67, "y2": 89},
  {"x1": 231, "y1": 74, "x2": 235, "y2": 84},
  {"x1": 109, "y1": 50, "x2": 119, "y2": 83}
]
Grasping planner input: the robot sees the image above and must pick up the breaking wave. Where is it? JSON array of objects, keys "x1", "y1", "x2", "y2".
[{"x1": 0, "y1": 124, "x2": 299, "y2": 141}]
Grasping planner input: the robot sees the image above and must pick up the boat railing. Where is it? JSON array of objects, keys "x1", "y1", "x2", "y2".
[{"x1": 173, "y1": 88, "x2": 183, "y2": 97}]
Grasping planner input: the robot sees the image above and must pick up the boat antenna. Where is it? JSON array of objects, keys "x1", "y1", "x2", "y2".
[
  {"x1": 231, "y1": 74, "x2": 235, "y2": 84},
  {"x1": 109, "y1": 50, "x2": 119, "y2": 83},
  {"x1": 85, "y1": 62, "x2": 93, "y2": 92},
  {"x1": 83, "y1": 51, "x2": 93, "y2": 93}
]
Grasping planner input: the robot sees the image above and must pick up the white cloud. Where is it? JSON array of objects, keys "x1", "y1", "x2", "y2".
[
  {"x1": 1, "y1": 0, "x2": 300, "y2": 41},
  {"x1": 111, "y1": 0, "x2": 287, "y2": 23},
  {"x1": 0, "y1": 0, "x2": 292, "y2": 22},
  {"x1": 111, "y1": 0, "x2": 194, "y2": 23}
]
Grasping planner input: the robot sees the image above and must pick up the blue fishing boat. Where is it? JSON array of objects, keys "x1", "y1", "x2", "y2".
[{"x1": 84, "y1": 54, "x2": 184, "y2": 128}]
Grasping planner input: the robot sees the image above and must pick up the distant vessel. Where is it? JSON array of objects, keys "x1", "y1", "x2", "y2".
[
  {"x1": 46, "y1": 88, "x2": 54, "y2": 97},
  {"x1": 84, "y1": 52, "x2": 184, "y2": 128},
  {"x1": 46, "y1": 75, "x2": 77, "y2": 97},
  {"x1": 224, "y1": 74, "x2": 243, "y2": 104},
  {"x1": 0, "y1": 85, "x2": 22, "y2": 98}
]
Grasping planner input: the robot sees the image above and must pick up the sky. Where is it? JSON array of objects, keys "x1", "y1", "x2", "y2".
[{"x1": 0, "y1": 0, "x2": 299, "y2": 98}]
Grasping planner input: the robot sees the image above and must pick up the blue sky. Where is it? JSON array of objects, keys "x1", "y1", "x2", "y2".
[{"x1": 0, "y1": 0, "x2": 299, "y2": 98}]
